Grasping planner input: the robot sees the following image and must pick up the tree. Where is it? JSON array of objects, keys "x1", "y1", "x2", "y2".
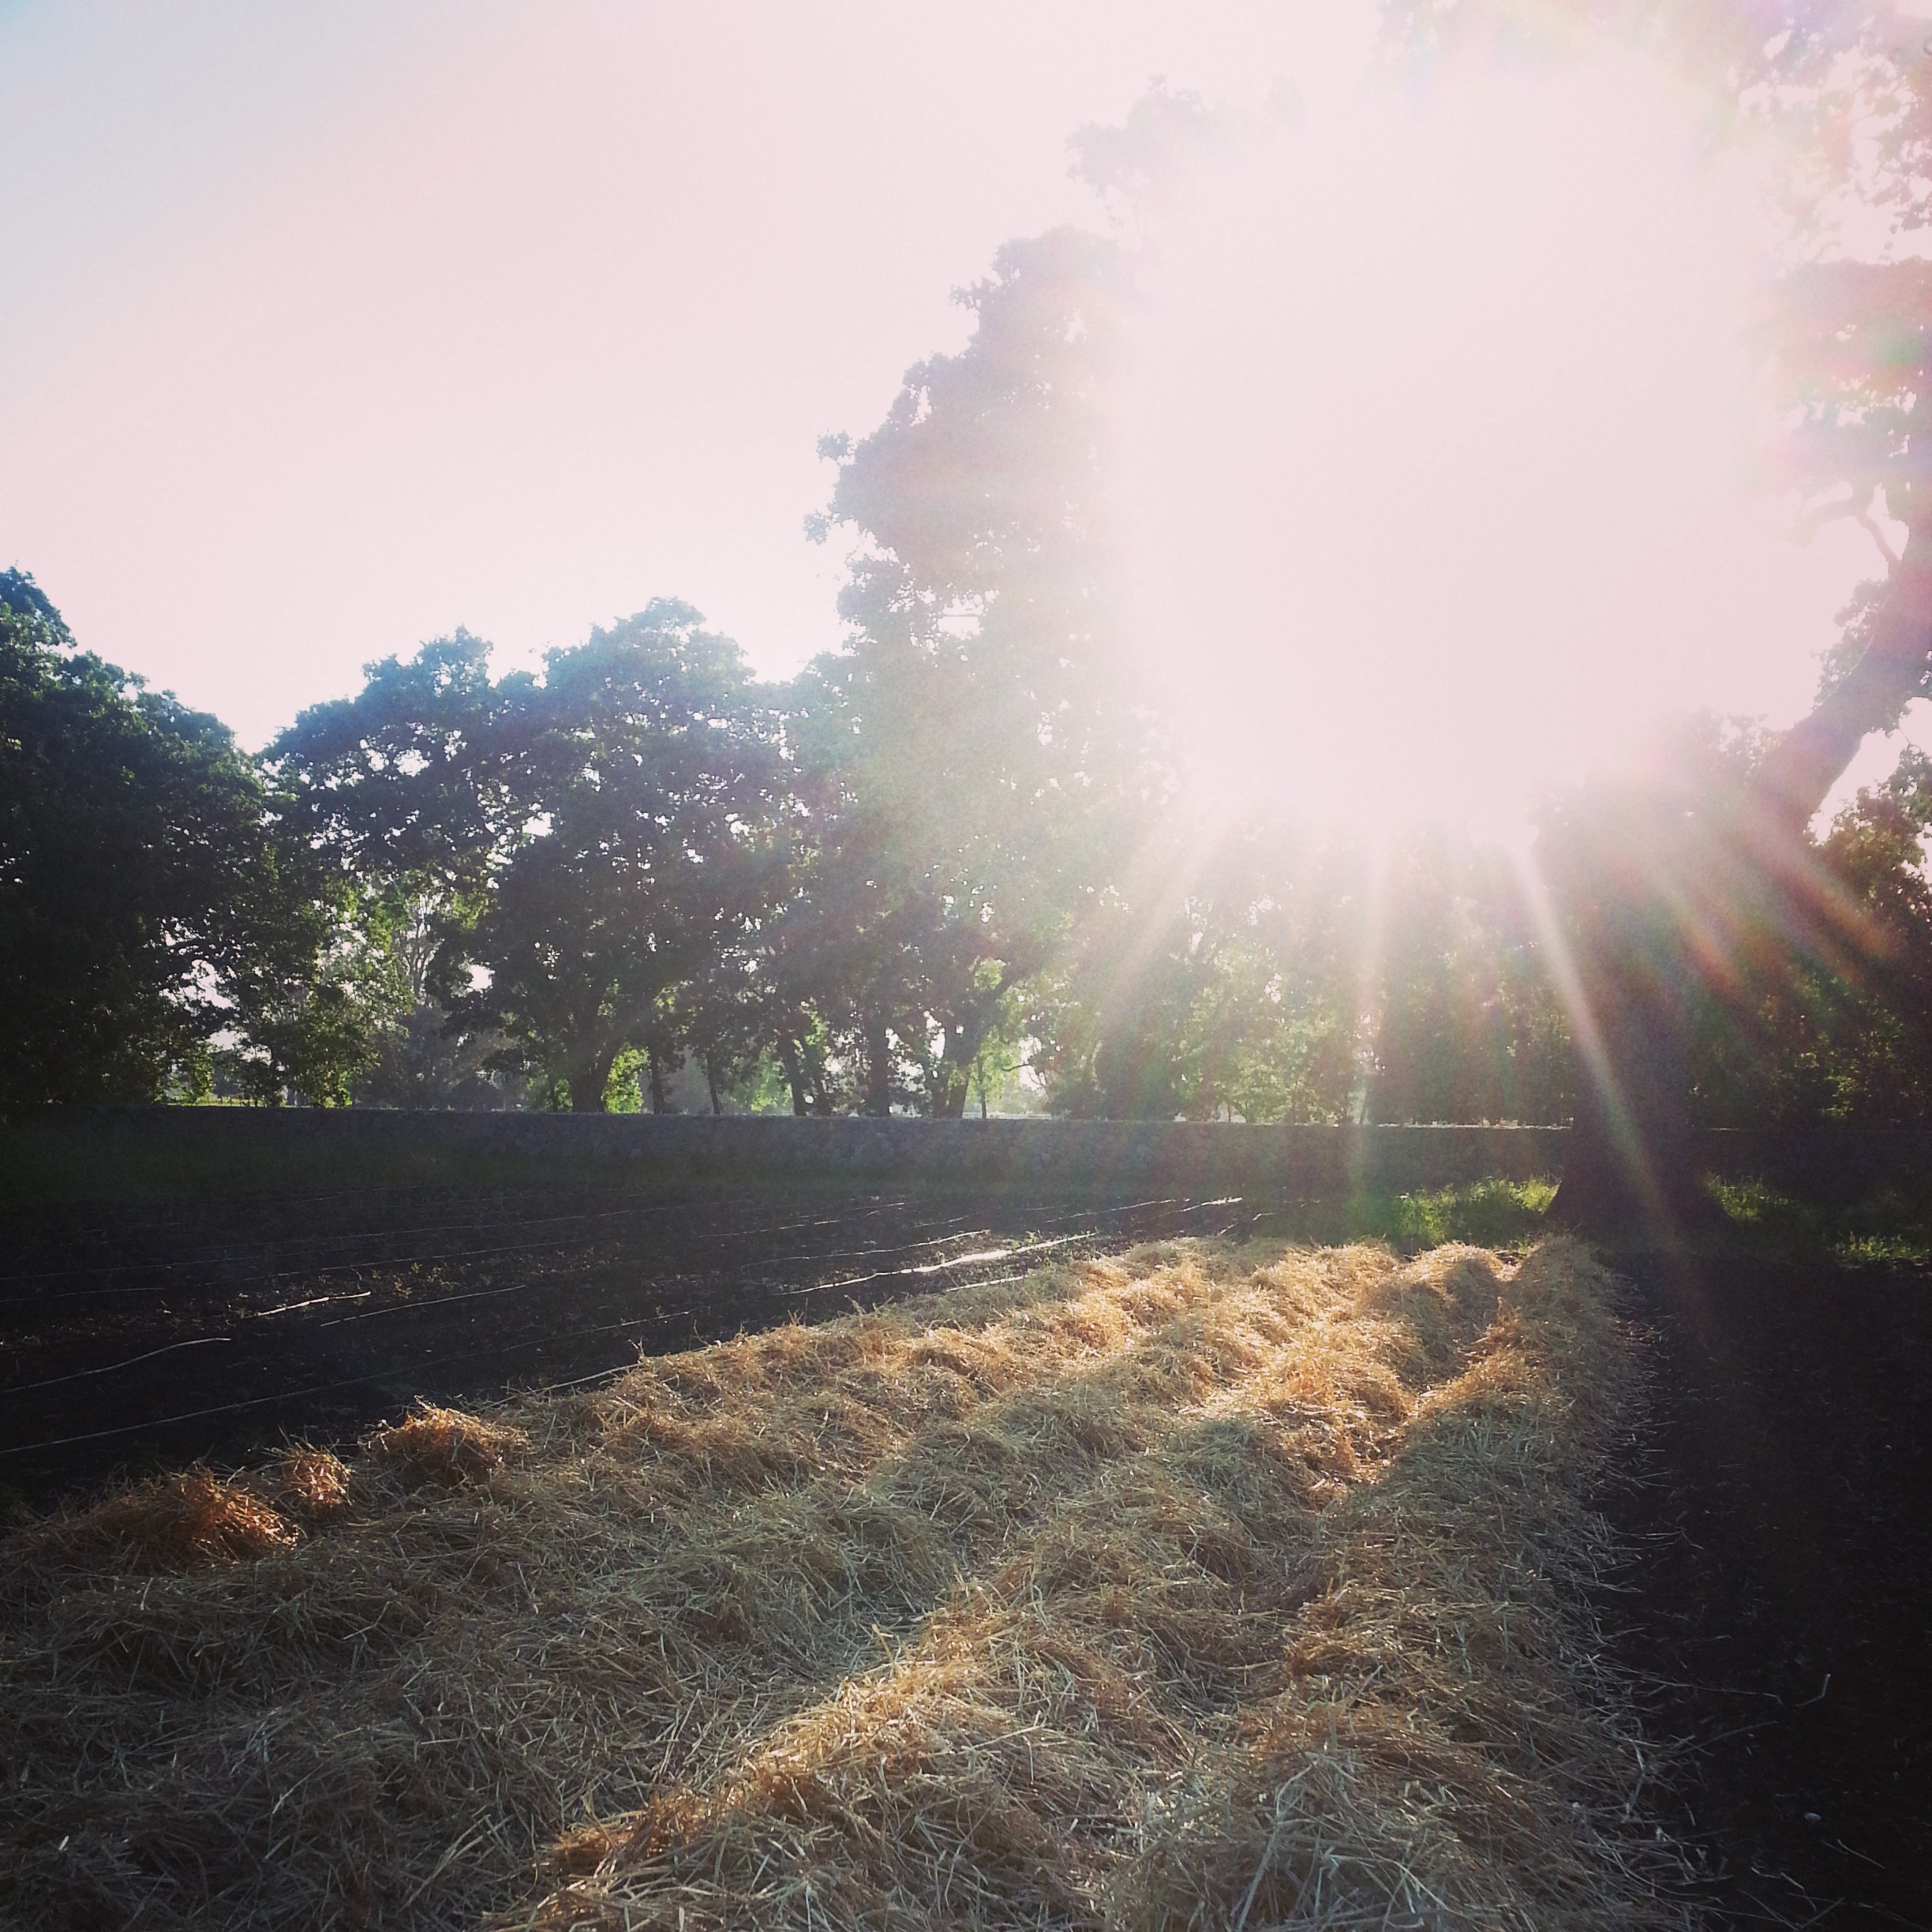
[
  {"x1": 270, "y1": 631, "x2": 522, "y2": 1105},
  {"x1": 446, "y1": 603, "x2": 791, "y2": 1111},
  {"x1": 1031, "y1": 811, "x2": 1566, "y2": 1125},
  {"x1": 1384, "y1": 2, "x2": 1932, "y2": 1228},
  {"x1": 0, "y1": 570, "x2": 350, "y2": 1108},
  {"x1": 1032, "y1": 814, "x2": 1361, "y2": 1121},
  {"x1": 1677, "y1": 743, "x2": 1932, "y2": 1127},
  {"x1": 270, "y1": 631, "x2": 507, "y2": 898},
  {"x1": 807, "y1": 227, "x2": 1160, "y2": 1114},
  {"x1": 1366, "y1": 832, "x2": 1571, "y2": 1125}
]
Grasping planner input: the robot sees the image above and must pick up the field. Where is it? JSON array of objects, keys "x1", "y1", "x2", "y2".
[
  {"x1": 0, "y1": 1181, "x2": 1223, "y2": 1506},
  {"x1": 3, "y1": 1170, "x2": 1929, "y2": 1930},
  {"x1": 2, "y1": 1232, "x2": 1682, "y2": 1930},
  {"x1": 0, "y1": 1176, "x2": 1555, "y2": 1507}
]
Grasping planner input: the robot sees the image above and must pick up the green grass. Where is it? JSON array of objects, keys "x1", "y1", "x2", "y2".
[
  {"x1": 1373, "y1": 1175, "x2": 1560, "y2": 1250},
  {"x1": 1704, "y1": 1176, "x2": 1932, "y2": 1264},
  {"x1": 1255, "y1": 1177, "x2": 1559, "y2": 1256}
]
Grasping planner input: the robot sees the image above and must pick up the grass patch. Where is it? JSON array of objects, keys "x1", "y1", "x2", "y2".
[
  {"x1": 1, "y1": 1236, "x2": 1680, "y2": 1930},
  {"x1": 1361, "y1": 1174, "x2": 1558, "y2": 1251},
  {"x1": 1262, "y1": 1176, "x2": 1558, "y2": 1254},
  {"x1": 1705, "y1": 1177, "x2": 1932, "y2": 1264}
]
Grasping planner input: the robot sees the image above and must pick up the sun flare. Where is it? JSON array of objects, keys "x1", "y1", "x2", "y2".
[{"x1": 1120, "y1": 51, "x2": 1875, "y2": 837}]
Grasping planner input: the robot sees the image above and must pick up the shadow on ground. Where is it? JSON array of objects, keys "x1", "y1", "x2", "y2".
[{"x1": 1606, "y1": 1252, "x2": 1932, "y2": 1929}]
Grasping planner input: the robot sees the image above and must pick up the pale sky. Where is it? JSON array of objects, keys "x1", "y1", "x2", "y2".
[
  {"x1": 0, "y1": 2, "x2": 1898, "y2": 828},
  {"x1": 2, "y1": 3, "x2": 1372, "y2": 739}
]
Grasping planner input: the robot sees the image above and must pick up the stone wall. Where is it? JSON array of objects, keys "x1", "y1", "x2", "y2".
[{"x1": 9, "y1": 1108, "x2": 1930, "y2": 1201}]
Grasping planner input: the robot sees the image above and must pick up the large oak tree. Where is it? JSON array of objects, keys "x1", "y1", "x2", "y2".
[
  {"x1": 447, "y1": 603, "x2": 791, "y2": 1111},
  {"x1": 804, "y1": 227, "x2": 1157, "y2": 1114}
]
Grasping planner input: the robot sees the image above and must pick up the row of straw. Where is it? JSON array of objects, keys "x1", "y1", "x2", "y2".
[{"x1": 1, "y1": 1234, "x2": 1692, "y2": 1929}]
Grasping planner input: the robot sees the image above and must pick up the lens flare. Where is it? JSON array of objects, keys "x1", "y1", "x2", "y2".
[{"x1": 1118, "y1": 52, "x2": 1875, "y2": 837}]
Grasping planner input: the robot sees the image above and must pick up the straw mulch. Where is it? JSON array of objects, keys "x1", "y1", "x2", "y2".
[{"x1": 0, "y1": 1237, "x2": 1690, "y2": 1930}]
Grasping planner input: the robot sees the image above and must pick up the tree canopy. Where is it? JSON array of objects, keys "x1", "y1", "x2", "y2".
[{"x1": 0, "y1": 571, "x2": 348, "y2": 1108}]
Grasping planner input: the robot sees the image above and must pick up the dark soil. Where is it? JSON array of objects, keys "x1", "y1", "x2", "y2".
[
  {"x1": 0, "y1": 1182, "x2": 1234, "y2": 1511},
  {"x1": 1608, "y1": 1252, "x2": 1932, "y2": 1929}
]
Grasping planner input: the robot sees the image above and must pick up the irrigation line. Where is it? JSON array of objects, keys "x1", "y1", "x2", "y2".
[
  {"x1": 777, "y1": 1265, "x2": 1035, "y2": 1301},
  {"x1": 2, "y1": 1334, "x2": 233, "y2": 1395},
  {"x1": 253, "y1": 1290, "x2": 376, "y2": 1319},
  {"x1": 0, "y1": 1240, "x2": 1032, "y2": 1461},
  {"x1": 2, "y1": 1200, "x2": 1221, "y2": 1369},
  {"x1": 0, "y1": 1184, "x2": 873, "y2": 1288},
  {"x1": 0, "y1": 1198, "x2": 737, "y2": 1290},
  {"x1": 0, "y1": 1235, "x2": 1133, "y2": 1461},
  {"x1": 300, "y1": 1213, "x2": 1166, "y2": 1328},
  {"x1": 0, "y1": 1204, "x2": 1217, "y2": 1459},
  {"x1": 314, "y1": 1275, "x2": 615, "y2": 1328},
  {"x1": 279, "y1": 1220, "x2": 1110, "y2": 1330},
  {"x1": 0, "y1": 1306, "x2": 702, "y2": 1458},
  {"x1": 804, "y1": 1233, "x2": 1088, "y2": 1294},
  {"x1": 2, "y1": 1187, "x2": 1205, "y2": 1293},
  {"x1": 0, "y1": 1201, "x2": 976, "y2": 1302}
]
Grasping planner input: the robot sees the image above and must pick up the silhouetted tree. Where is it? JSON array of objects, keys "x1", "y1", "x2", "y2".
[
  {"x1": 445, "y1": 603, "x2": 791, "y2": 1110},
  {"x1": 0, "y1": 571, "x2": 351, "y2": 1107},
  {"x1": 269, "y1": 631, "x2": 524, "y2": 1105},
  {"x1": 807, "y1": 227, "x2": 1159, "y2": 1113}
]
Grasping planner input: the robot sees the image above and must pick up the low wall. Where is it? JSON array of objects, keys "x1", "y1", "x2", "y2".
[
  {"x1": 8, "y1": 1109, "x2": 1931, "y2": 1203},
  {"x1": 1694, "y1": 1126, "x2": 1932, "y2": 1196},
  {"x1": 8, "y1": 1108, "x2": 1564, "y2": 1200}
]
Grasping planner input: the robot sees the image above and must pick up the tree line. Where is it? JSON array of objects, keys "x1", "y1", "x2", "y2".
[
  {"x1": 10, "y1": 54, "x2": 1932, "y2": 1138},
  {"x1": 10, "y1": 543, "x2": 1931, "y2": 1125}
]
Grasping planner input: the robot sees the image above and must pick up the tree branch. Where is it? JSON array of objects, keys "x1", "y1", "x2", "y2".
[{"x1": 1756, "y1": 522, "x2": 1932, "y2": 832}]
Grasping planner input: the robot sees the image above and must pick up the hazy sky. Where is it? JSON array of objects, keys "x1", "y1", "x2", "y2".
[
  {"x1": 0, "y1": 2, "x2": 1896, "y2": 826},
  {"x1": 2, "y1": 2, "x2": 1372, "y2": 739}
]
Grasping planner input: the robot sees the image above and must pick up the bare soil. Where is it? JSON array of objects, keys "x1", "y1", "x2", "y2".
[
  {"x1": 0, "y1": 1183, "x2": 1235, "y2": 1509},
  {"x1": 1606, "y1": 1252, "x2": 1932, "y2": 1929}
]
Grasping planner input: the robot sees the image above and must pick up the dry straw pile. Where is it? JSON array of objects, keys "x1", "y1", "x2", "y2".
[{"x1": 1, "y1": 1237, "x2": 1689, "y2": 1930}]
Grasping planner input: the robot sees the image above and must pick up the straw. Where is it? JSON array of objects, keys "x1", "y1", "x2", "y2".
[{"x1": 0, "y1": 1237, "x2": 1691, "y2": 1930}]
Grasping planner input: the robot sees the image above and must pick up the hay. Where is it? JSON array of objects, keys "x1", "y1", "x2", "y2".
[
  {"x1": 4, "y1": 1464, "x2": 296, "y2": 1580},
  {"x1": 0, "y1": 1237, "x2": 1690, "y2": 1930},
  {"x1": 371, "y1": 1402, "x2": 531, "y2": 1488},
  {"x1": 260, "y1": 1445, "x2": 355, "y2": 1522}
]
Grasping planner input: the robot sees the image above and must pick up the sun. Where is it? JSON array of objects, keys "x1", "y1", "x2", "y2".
[{"x1": 1118, "y1": 47, "x2": 1876, "y2": 842}]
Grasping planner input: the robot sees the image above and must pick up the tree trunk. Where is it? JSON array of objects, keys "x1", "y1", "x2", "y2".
[
  {"x1": 777, "y1": 1037, "x2": 809, "y2": 1116},
  {"x1": 933, "y1": 1016, "x2": 990, "y2": 1119},
  {"x1": 1547, "y1": 994, "x2": 1713, "y2": 1240},
  {"x1": 647, "y1": 1049, "x2": 670, "y2": 1114},
  {"x1": 1755, "y1": 526, "x2": 1932, "y2": 832},
  {"x1": 933, "y1": 1062, "x2": 970, "y2": 1118},
  {"x1": 704, "y1": 1055, "x2": 723, "y2": 1115},
  {"x1": 1550, "y1": 531, "x2": 1932, "y2": 1236},
  {"x1": 568, "y1": 1050, "x2": 616, "y2": 1113},
  {"x1": 863, "y1": 1008, "x2": 893, "y2": 1118}
]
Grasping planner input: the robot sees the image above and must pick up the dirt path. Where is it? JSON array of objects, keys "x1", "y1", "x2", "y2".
[{"x1": 1608, "y1": 1254, "x2": 1932, "y2": 1929}]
